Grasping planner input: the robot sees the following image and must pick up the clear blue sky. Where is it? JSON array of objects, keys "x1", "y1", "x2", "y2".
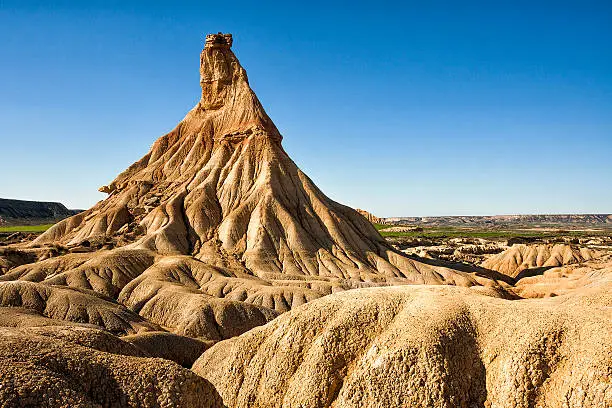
[{"x1": 1, "y1": 1, "x2": 610, "y2": 217}]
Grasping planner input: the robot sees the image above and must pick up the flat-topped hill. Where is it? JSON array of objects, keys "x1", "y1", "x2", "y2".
[
  {"x1": 384, "y1": 213, "x2": 611, "y2": 227},
  {"x1": 0, "y1": 198, "x2": 81, "y2": 226}
]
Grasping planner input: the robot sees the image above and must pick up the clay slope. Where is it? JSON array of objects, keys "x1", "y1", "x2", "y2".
[
  {"x1": 194, "y1": 283, "x2": 612, "y2": 408},
  {"x1": 482, "y1": 243, "x2": 601, "y2": 278},
  {"x1": 0, "y1": 280, "x2": 160, "y2": 335},
  {"x1": 514, "y1": 261, "x2": 612, "y2": 298}
]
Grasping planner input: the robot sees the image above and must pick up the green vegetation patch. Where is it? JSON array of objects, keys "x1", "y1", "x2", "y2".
[
  {"x1": 373, "y1": 223, "x2": 391, "y2": 231},
  {"x1": 0, "y1": 224, "x2": 53, "y2": 233},
  {"x1": 376, "y1": 225, "x2": 611, "y2": 239}
]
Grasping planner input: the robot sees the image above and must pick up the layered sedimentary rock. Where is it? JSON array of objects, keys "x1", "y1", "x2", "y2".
[
  {"x1": 33, "y1": 33, "x2": 480, "y2": 288},
  {"x1": 32, "y1": 34, "x2": 494, "y2": 286}
]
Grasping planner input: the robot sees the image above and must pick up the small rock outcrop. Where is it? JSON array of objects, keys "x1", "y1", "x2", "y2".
[
  {"x1": 355, "y1": 208, "x2": 387, "y2": 225},
  {"x1": 482, "y1": 243, "x2": 601, "y2": 278}
]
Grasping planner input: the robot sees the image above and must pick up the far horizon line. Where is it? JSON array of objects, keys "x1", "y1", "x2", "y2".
[
  {"x1": 381, "y1": 213, "x2": 611, "y2": 219},
  {"x1": 1, "y1": 196, "x2": 609, "y2": 220}
]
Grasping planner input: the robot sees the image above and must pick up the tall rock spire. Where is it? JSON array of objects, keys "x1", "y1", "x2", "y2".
[{"x1": 32, "y1": 34, "x2": 508, "y2": 338}]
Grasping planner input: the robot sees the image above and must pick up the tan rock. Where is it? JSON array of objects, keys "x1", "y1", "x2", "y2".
[
  {"x1": 30, "y1": 33, "x2": 504, "y2": 295},
  {"x1": 0, "y1": 326, "x2": 221, "y2": 407},
  {"x1": 0, "y1": 281, "x2": 160, "y2": 335},
  {"x1": 482, "y1": 243, "x2": 602, "y2": 278},
  {"x1": 355, "y1": 208, "x2": 386, "y2": 225},
  {"x1": 194, "y1": 283, "x2": 612, "y2": 408}
]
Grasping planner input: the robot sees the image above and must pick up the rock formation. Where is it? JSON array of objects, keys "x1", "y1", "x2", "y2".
[
  {"x1": 2, "y1": 32, "x2": 510, "y2": 342},
  {"x1": 482, "y1": 243, "x2": 601, "y2": 278},
  {"x1": 33, "y1": 32, "x2": 479, "y2": 289},
  {"x1": 0, "y1": 324, "x2": 221, "y2": 407},
  {"x1": 355, "y1": 208, "x2": 387, "y2": 225}
]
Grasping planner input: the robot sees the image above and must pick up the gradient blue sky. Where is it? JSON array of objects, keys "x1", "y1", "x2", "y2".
[{"x1": 1, "y1": 1, "x2": 610, "y2": 216}]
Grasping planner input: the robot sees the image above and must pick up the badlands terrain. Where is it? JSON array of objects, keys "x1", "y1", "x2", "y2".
[{"x1": 0, "y1": 33, "x2": 610, "y2": 407}]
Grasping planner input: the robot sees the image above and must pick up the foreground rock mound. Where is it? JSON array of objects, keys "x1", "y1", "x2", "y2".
[
  {"x1": 194, "y1": 283, "x2": 611, "y2": 408},
  {"x1": 0, "y1": 326, "x2": 220, "y2": 407}
]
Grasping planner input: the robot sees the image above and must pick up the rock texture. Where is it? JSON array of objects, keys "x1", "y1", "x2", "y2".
[
  {"x1": 0, "y1": 280, "x2": 161, "y2": 335},
  {"x1": 194, "y1": 283, "x2": 612, "y2": 408},
  {"x1": 122, "y1": 331, "x2": 212, "y2": 368},
  {"x1": 0, "y1": 325, "x2": 221, "y2": 407}
]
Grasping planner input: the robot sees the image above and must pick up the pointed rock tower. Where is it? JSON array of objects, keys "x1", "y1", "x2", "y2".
[{"x1": 28, "y1": 33, "x2": 507, "y2": 339}]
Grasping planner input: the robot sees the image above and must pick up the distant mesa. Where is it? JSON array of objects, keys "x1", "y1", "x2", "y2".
[
  {"x1": 0, "y1": 198, "x2": 81, "y2": 226},
  {"x1": 353, "y1": 210, "x2": 611, "y2": 228},
  {"x1": 383, "y1": 214, "x2": 612, "y2": 227}
]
